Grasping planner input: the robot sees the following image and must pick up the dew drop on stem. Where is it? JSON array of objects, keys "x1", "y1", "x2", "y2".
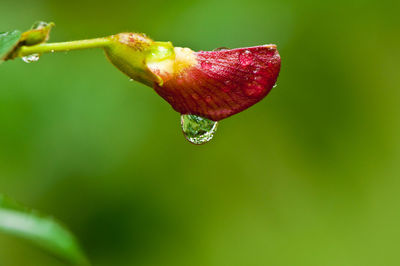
[
  {"x1": 181, "y1": 114, "x2": 218, "y2": 144},
  {"x1": 22, "y1": 54, "x2": 40, "y2": 63}
]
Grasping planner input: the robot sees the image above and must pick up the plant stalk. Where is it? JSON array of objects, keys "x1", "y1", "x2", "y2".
[{"x1": 16, "y1": 37, "x2": 111, "y2": 57}]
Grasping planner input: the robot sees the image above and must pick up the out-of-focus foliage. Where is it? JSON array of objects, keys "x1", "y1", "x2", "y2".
[
  {"x1": 0, "y1": 194, "x2": 88, "y2": 265},
  {"x1": 0, "y1": 0, "x2": 399, "y2": 265},
  {"x1": 0, "y1": 31, "x2": 21, "y2": 62}
]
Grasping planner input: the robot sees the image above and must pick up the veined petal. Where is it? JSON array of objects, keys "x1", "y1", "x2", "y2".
[{"x1": 153, "y1": 45, "x2": 281, "y2": 121}]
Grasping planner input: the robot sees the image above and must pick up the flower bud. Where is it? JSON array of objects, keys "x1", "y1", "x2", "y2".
[
  {"x1": 104, "y1": 33, "x2": 281, "y2": 121},
  {"x1": 104, "y1": 33, "x2": 175, "y2": 87},
  {"x1": 20, "y1": 21, "x2": 54, "y2": 46}
]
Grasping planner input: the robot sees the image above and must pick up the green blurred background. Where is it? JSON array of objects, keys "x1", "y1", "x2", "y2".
[{"x1": 1, "y1": 0, "x2": 400, "y2": 265}]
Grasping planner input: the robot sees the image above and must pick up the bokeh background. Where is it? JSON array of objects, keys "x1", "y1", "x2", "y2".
[{"x1": 1, "y1": 0, "x2": 400, "y2": 265}]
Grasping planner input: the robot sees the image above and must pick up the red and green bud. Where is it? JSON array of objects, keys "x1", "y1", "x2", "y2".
[{"x1": 104, "y1": 33, "x2": 281, "y2": 121}]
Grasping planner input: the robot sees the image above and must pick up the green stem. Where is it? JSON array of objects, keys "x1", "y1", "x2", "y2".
[{"x1": 17, "y1": 37, "x2": 111, "y2": 57}]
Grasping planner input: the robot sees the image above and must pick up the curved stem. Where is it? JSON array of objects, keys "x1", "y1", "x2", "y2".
[{"x1": 17, "y1": 37, "x2": 111, "y2": 57}]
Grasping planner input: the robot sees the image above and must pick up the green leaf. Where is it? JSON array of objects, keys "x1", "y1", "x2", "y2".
[
  {"x1": 0, "y1": 194, "x2": 90, "y2": 265},
  {"x1": 0, "y1": 30, "x2": 21, "y2": 62}
]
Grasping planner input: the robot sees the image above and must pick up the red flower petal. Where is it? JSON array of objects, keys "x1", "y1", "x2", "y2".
[{"x1": 153, "y1": 45, "x2": 281, "y2": 121}]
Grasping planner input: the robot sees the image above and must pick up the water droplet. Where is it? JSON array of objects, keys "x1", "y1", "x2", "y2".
[
  {"x1": 31, "y1": 21, "x2": 49, "y2": 30},
  {"x1": 273, "y1": 83, "x2": 278, "y2": 88},
  {"x1": 222, "y1": 80, "x2": 233, "y2": 92},
  {"x1": 244, "y1": 82, "x2": 264, "y2": 97},
  {"x1": 213, "y1": 47, "x2": 230, "y2": 51},
  {"x1": 253, "y1": 69, "x2": 266, "y2": 82},
  {"x1": 253, "y1": 68, "x2": 263, "y2": 74},
  {"x1": 51, "y1": 49, "x2": 55, "y2": 53},
  {"x1": 239, "y1": 50, "x2": 253, "y2": 67},
  {"x1": 22, "y1": 54, "x2": 40, "y2": 63},
  {"x1": 201, "y1": 61, "x2": 212, "y2": 70},
  {"x1": 129, "y1": 79, "x2": 134, "y2": 82},
  {"x1": 181, "y1": 114, "x2": 218, "y2": 145}
]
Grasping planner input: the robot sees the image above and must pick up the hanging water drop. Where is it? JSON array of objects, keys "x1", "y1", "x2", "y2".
[
  {"x1": 181, "y1": 114, "x2": 218, "y2": 144},
  {"x1": 22, "y1": 54, "x2": 40, "y2": 63}
]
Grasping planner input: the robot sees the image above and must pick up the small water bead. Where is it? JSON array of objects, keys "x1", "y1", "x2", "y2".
[
  {"x1": 254, "y1": 76, "x2": 264, "y2": 82},
  {"x1": 22, "y1": 54, "x2": 40, "y2": 63},
  {"x1": 201, "y1": 61, "x2": 212, "y2": 70},
  {"x1": 239, "y1": 50, "x2": 253, "y2": 67},
  {"x1": 181, "y1": 114, "x2": 218, "y2": 145},
  {"x1": 244, "y1": 82, "x2": 264, "y2": 97},
  {"x1": 31, "y1": 21, "x2": 50, "y2": 29},
  {"x1": 252, "y1": 69, "x2": 267, "y2": 82},
  {"x1": 221, "y1": 80, "x2": 233, "y2": 92},
  {"x1": 253, "y1": 68, "x2": 263, "y2": 74}
]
